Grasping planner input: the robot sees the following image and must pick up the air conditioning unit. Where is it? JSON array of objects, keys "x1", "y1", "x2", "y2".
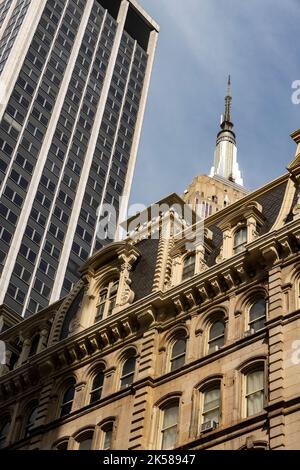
[
  {"x1": 244, "y1": 328, "x2": 255, "y2": 338},
  {"x1": 208, "y1": 345, "x2": 219, "y2": 354},
  {"x1": 201, "y1": 420, "x2": 218, "y2": 433}
]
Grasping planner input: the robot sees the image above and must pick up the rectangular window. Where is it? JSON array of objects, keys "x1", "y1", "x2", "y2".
[
  {"x1": 246, "y1": 369, "x2": 264, "y2": 417},
  {"x1": 161, "y1": 404, "x2": 179, "y2": 450},
  {"x1": 202, "y1": 387, "x2": 220, "y2": 425}
]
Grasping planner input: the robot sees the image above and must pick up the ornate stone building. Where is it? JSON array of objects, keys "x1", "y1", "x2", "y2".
[{"x1": 2, "y1": 130, "x2": 300, "y2": 450}]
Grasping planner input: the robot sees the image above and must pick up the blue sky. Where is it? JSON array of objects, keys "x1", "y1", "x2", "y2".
[{"x1": 129, "y1": 0, "x2": 300, "y2": 208}]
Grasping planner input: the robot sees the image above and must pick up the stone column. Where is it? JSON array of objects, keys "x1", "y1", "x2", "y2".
[
  {"x1": 18, "y1": 338, "x2": 31, "y2": 365},
  {"x1": 37, "y1": 328, "x2": 49, "y2": 353}
]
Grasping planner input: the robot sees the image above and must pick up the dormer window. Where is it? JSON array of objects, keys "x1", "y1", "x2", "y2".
[
  {"x1": 233, "y1": 227, "x2": 247, "y2": 254},
  {"x1": 95, "y1": 280, "x2": 119, "y2": 322},
  {"x1": 182, "y1": 253, "x2": 196, "y2": 281}
]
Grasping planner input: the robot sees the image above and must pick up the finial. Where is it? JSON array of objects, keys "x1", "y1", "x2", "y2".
[
  {"x1": 224, "y1": 75, "x2": 232, "y2": 123},
  {"x1": 227, "y1": 75, "x2": 231, "y2": 97}
]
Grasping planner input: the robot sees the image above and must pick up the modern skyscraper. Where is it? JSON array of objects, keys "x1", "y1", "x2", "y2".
[
  {"x1": 0, "y1": 0, "x2": 159, "y2": 317},
  {"x1": 183, "y1": 76, "x2": 248, "y2": 216}
]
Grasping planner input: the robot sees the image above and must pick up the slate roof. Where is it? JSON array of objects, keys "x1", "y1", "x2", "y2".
[
  {"x1": 206, "y1": 179, "x2": 288, "y2": 265},
  {"x1": 131, "y1": 238, "x2": 160, "y2": 301}
]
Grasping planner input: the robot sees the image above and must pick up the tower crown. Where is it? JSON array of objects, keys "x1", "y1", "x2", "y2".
[{"x1": 210, "y1": 76, "x2": 244, "y2": 187}]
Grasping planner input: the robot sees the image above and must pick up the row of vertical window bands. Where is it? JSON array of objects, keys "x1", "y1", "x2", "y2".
[
  {"x1": 0, "y1": 359, "x2": 266, "y2": 450},
  {"x1": 0, "y1": 0, "x2": 31, "y2": 56},
  {"x1": 0, "y1": 0, "x2": 13, "y2": 29}
]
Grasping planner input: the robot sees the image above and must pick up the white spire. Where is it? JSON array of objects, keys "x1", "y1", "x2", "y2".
[{"x1": 210, "y1": 76, "x2": 244, "y2": 186}]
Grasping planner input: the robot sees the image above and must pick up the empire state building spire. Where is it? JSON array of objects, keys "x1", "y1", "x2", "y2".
[{"x1": 210, "y1": 76, "x2": 244, "y2": 186}]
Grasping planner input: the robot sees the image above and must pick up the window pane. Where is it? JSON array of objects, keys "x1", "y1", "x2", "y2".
[
  {"x1": 93, "y1": 372, "x2": 104, "y2": 390},
  {"x1": 96, "y1": 302, "x2": 106, "y2": 321},
  {"x1": 163, "y1": 404, "x2": 178, "y2": 429},
  {"x1": 162, "y1": 426, "x2": 177, "y2": 450},
  {"x1": 247, "y1": 370, "x2": 264, "y2": 395},
  {"x1": 120, "y1": 374, "x2": 134, "y2": 389},
  {"x1": 122, "y1": 357, "x2": 136, "y2": 376},
  {"x1": 204, "y1": 388, "x2": 220, "y2": 412},
  {"x1": 250, "y1": 300, "x2": 266, "y2": 322},
  {"x1": 60, "y1": 403, "x2": 72, "y2": 417},
  {"x1": 247, "y1": 390, "x2": 264, "y2": 416},
  {"x1": 63, "y1": 386, "x2": 75, "y2": 404},
  {"x1": 182, "y1": 254, "x2": 195, "y2": 280},
  {"x1": 247, "y1": 369, "x2": 264, "y2": 416},
  {"x1": 56, "y1": 441, "x2": 68, "y2": 450},
  {"x1": 171, "y1": 356, "x2": 185, "y2": 372},
  {"x1": 103, "y1": 428, "x2": 113, "y2": 450},
  {"x1": 172, "y1": 339, "x2": 186, "y2": 358},
  {"x1": 79, "y1": 438, "x2": 93, "y2": 450},
  {"x1": 210, "y1": 321, "x2": 225, "y2": 340}
]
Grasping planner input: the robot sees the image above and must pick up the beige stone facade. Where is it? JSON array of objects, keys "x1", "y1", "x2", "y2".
[
  {"x1": 2, "y1": 131, "x2": 300, "y2": 450},
  {"x1": 183, "y1": 174, "x2": 248, "y2": 217}
]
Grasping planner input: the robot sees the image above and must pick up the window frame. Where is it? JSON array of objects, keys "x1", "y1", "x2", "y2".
[
  {"x1": 233, "y1": 226, "x2": 248, "y2": 254},
  {"x1": 74, "y1": 428, "x2": 95, "y2": 451},
  {"x1": 248, "y1": 298, "x2": 267, "y2": 333},
  {"x1": 120, "y1": 354, "x2": 136, "y2": 390},
  {"x1": 95, "y1": 280, "x2": 119, "y2": 322},
  {"x1": 181, "y1": 253, "x2": 196, "y2": 281},
  {"x1": 241, "y1": 362, "x2": 266, "y2": 419},
  {"x1": 169, "y1": 338, "x2": 186, "y2": 372},
  {"x1": 100, "y1": 421, "x2": 114, "y2": 450},
  {"x1": 59, "y1": 380, "x2": 76, "y2": 418},
  {"x1": 158, "y1": 399, "x2": 180, "y2": 450},
  {"x1": 207, "y1": 320, "x2": 226, "y2": 353},
  {"x1": 201, "y1": 384, "x2": 221, "y2": 427},
  {"x1": 24, "y1": 403, "x2": 39, "y2": 438},
  {"x1": 90, "y1": 370, "x2": 105, "y2": 404}
]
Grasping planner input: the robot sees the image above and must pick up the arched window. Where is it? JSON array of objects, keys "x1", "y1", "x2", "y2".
[
  {"x1": 76, "y1": 430, "x2": 94, "y2": 450},
  {"x1": 54, "y1": 439, "x2": 69, "y2": 450},
  {"x1": 90, "y1": 371, "x2": 104, "y2": 404},
  {"x1": 182, "y1": 254, "x2": 195, "y2": 281},
  {"x1": 248, "y1": 299, "x2": 267, "y2": 332},
  {"x1": 28, "y1": 335, "x2": 39, "y2": 358},
  {"x1": 60, "y1": 289, "x2": 84, "y2": 340},
  {"x1": 0, "y1": 418, "x2": 10, "y2": 449},
  {"x1": 120, "y1": 355, "x2": 136, "y2": 389},
  {"x1": 60, "y1": 380, "x2": 76, "y2": 417},
  {"x1": 101, "y1": 422, "x2": 114, "y2": 450},
  {"x1": 24, "y1": 405, "x2": 38, "y2": 437},
  {"x1": 95, "y1": 281, "x2": 119, "y2": 322},
  {"x1": 245, "y1": 367, "x2": 265, "y2": 417},
  {"x1": 170, "y1": 338, "x2": 186, "y2": 372},
  {"x1": 233, "y1": 227, "x2": 247, "y2": 254},
  {"x1": 159, "y1": 401, "x2": 179, "y2": 450},
  {"x1": 208, "y1": 321, "x2": 225, "y2": 353},
  {"x1": 201, "y1": 386, "x2": 221, "y2": 426}
]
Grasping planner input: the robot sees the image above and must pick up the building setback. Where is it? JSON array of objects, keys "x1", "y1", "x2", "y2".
[
  {"x1": 0, "y1": 0, "x2": 158, "y2": 317},
  {"x1": 1, "y1": 130, "x2": 300, "y2": 450}
]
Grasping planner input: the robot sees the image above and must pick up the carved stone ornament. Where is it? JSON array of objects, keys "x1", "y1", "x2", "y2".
[
  {"x1": 197, "y1": 245, "x2": 208, "y2": 273},
  {"x1": 293, "y1": 191, "x2": 300, "y2": 220},
  {"x1": 216, "y1": 246, "x2": 224, "y2": 264},
  {"x1": 116, "y1": 246, "x2": 139, "y2": 308}
]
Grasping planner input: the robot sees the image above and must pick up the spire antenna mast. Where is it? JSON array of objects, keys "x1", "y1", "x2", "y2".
[{"x1": 224, "y1": 75, "x2": 232, "y2": 123}]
